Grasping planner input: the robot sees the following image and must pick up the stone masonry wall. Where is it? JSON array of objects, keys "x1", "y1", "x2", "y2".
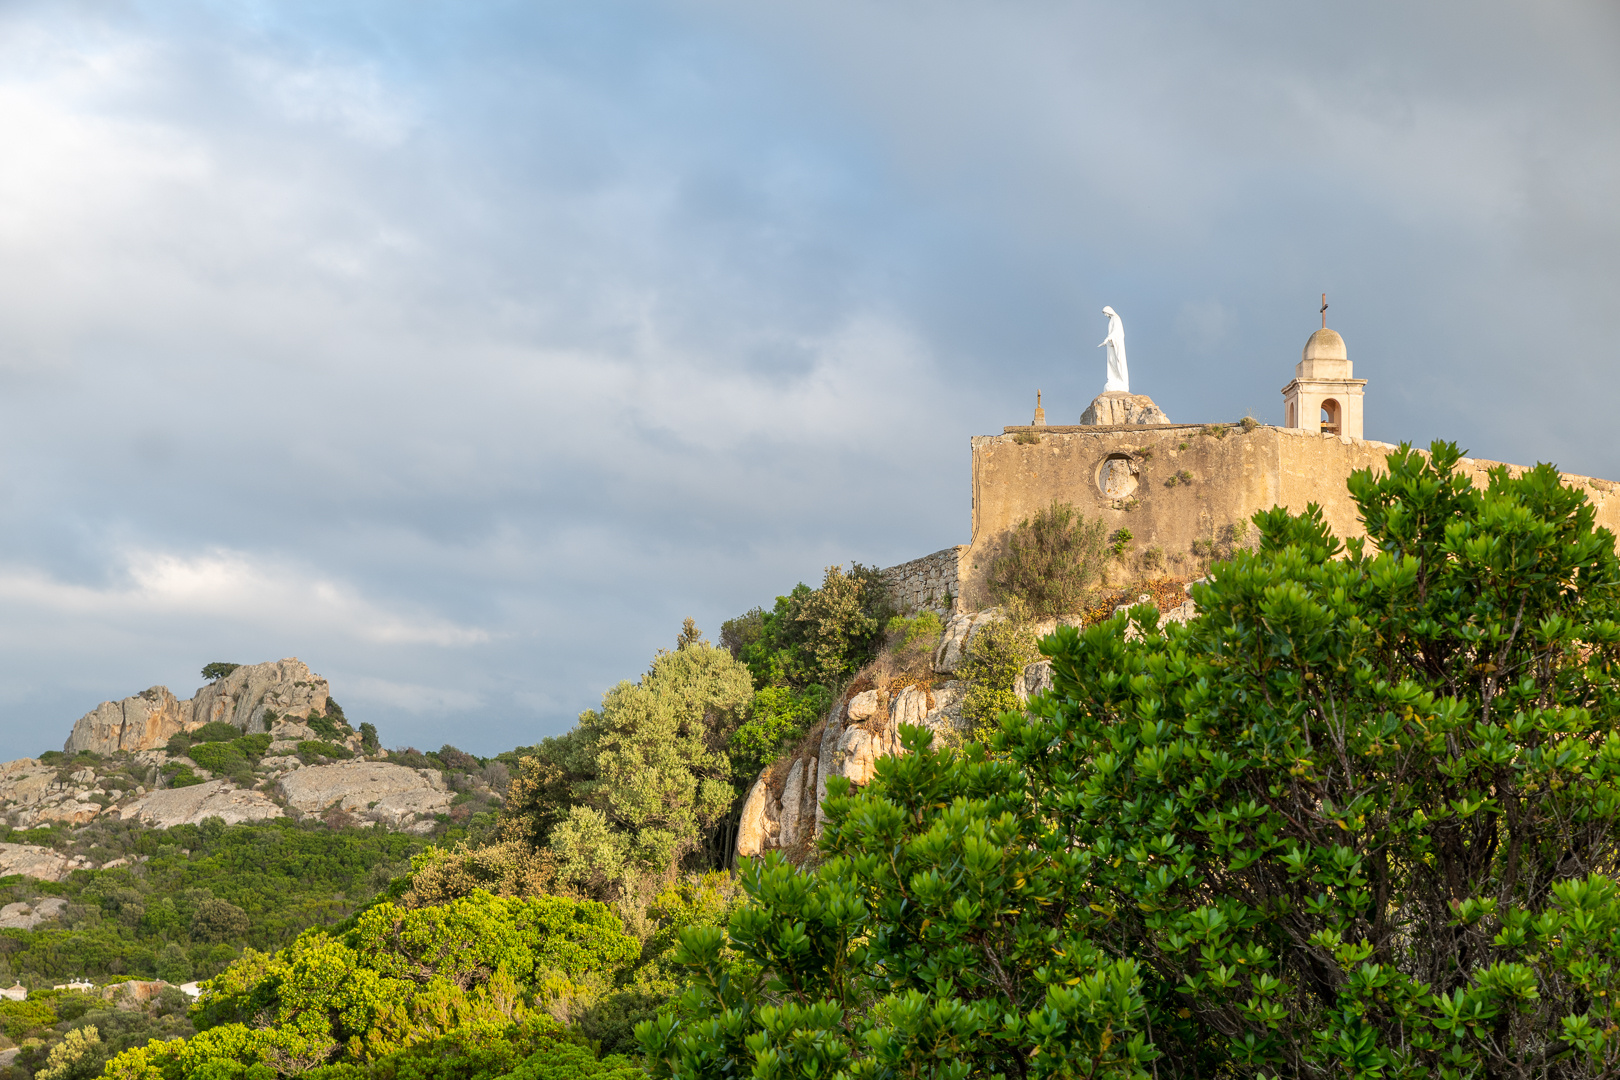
[
  {"x1": 963, "y1": 424, "x2": 1620, "y2": 609},
  {"x1": 880, "y1": 546, "x2": 965, "y2": 615}
]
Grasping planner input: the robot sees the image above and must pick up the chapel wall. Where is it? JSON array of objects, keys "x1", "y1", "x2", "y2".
[
  {"x1": 957, "y1": 425, "x2": 1620, "y2": 610},
  {"x1": 879, "y1": 546, "x2": 967, "y2": 615}
]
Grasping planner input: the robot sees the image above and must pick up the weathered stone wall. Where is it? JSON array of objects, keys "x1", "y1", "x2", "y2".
[
  {"x1": 880, "y1": 546, "x2": 966, "y2": 615},
  {"x1": 961, "y1": 424, "x2": 1620, "y2": 608}
]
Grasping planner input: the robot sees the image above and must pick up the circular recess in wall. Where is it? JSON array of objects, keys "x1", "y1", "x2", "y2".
[{"x1": 1097, "y1": 454, "x2": 1139, "y2": 498}]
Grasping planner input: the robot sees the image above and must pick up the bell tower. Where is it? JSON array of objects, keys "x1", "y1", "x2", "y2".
[{"x1": 1282, "y1": 296, "x2": 1365, "y2": 439}]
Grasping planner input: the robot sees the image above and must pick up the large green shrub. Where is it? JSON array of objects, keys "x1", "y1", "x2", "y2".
[
  {"x1": 727, "y1": 685, "x2": 831, "y2": 781},
  {"x1": 191, "y1": 722, "x2": 244, "y2": 744},
  {"x1": 722, "y1": 565, "x2": 890, "y2": 691},
  {"x1": 986, "y1": 499, "x2": 1106, "y2": 617},
  {"x1": 187, "y1": 740, "x2": 247, "y2": 775},
  {"x1": 956, "y1": 606, "x2": 1038, "y2": 740},
  {"x1": 502, "y1": 643, "x2": 753, "y2": 898},
  {"x1": 642, "y1": 442, "x2": 1620, "y2": 1078},
  {"x1": 171, "y1": 890, "x2": 640, "y2": 1073}
]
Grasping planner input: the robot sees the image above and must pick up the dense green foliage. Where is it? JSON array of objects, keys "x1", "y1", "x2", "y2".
[
  {"x1": 98, "y1": 890, "x2": 644, "y2": 1080},
  {"x1": 718, "y1": 565, "x2": 893, "y2": 782},
  {"x1": 501, "y1": 643, "x2": 752, "y2": 901},
  {"x1": 0, "y1": 989, "x2": 195, "y2": 1080},
  {"x1": 986, "y1": 500, "x2": 1107, "y2": 617},
  {"x1": 642, "y1": 442, "x2": 1620, "y2": 1078},
  {"x1": 200, "y1": 664, "x2": 240, "y2": 683},
  {"x1": 0, "y1": 819, "x2": 436, "y2": 988},
  {"x1": 956, "y1": 605, "x2": 1038, "y2": 740},
  {"x1": 723, "y1": 687, "x2": 830, "y2": 783},
  {"x1": 721, "y1": 565, "x2": 890, "y2": 693}
]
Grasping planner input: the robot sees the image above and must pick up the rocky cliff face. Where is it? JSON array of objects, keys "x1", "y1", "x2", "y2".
[
  {"x1": 736, "y1": 682, "x2": 969, "y2": 859},
  {"x1": 736, "y1": 582, "x2": 1204, "y2": 862},
  {"x1": 63, "y1": 687, "x2": 191, "y2": 757},
  {"x1": 64, "y1": 659, "x2": 331, "y2": 755},
  {"x1": 190, "y1": 659, "x2": 330, "y2": 734}
]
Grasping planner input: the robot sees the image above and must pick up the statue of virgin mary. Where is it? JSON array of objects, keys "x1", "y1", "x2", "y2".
[{"x1": 1098, "y1": 306, "x2": 1129, "y2": 392}]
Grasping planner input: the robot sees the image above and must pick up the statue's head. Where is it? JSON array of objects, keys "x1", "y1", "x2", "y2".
[{"x1": 1102, "y1": 306, "x2": 1117, "y2": 318}]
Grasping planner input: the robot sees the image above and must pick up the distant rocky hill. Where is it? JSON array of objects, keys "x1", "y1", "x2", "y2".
[
  {"x1": 0, "y1": 660, "x2": 500, "y2": 873},
  {"x1": 64, "y1": 657, "x2": 332, "y2": 754}
]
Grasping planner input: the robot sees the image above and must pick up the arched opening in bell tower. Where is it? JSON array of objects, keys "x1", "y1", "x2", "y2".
[{"x1": 1320, "y1": 398, "x2": 1341, "y2": 436}]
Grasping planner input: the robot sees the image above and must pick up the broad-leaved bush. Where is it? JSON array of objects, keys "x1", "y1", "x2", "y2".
[{"x1": 643, "y1": 442, "x2": 1620, "y2": 1078}]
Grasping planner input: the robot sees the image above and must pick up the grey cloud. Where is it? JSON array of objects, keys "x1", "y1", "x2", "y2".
[{"x1": 0, "y1": 1, "x2": 1613, "y2": 759}]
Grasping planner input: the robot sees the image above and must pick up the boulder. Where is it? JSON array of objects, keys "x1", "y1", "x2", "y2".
[
  {"x1": 23, "y1": 797, "x2": 102, "y2": 827},
  {"x1": 64, "y1": 686, "x2": 191, "y2": 755},
  {"x1": 1017, "y1": 661, "x2": 1053, "y2": 702},
  {"x1": 934, "y1": 609, "x2": 1003, "y2": 673},
  {"x1": 1079, "y1": 391, "x2": 1171, "y2": 426},
  {"x1": 846, "y1": 690, "x2": 881, "y2": 723},
  {"x1": 735, "y1": 772, "x2": 773, "y2": 859},
  {"x1": 276, "y1": 761, "x2": 451, "y2": 826},
  {"x1": 0, "y1": 897, "x2": 67, "y2": 929},
  {"x1": 0, "y1": 759, "x2": 57, "y2": 808},
  {"x1": 0, "y1": 842, "x2": 75, "y2": 881},
  {"x1": 103, "y1": 981, "x2": 175, "y2": 1010},
  {"x1": 117, "y1": 780, "x2": 284, "y2": 828}
]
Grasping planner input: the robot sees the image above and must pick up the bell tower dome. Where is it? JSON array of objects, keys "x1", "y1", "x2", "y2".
[{"x1": 1283, "y1": 297, "x2": 1366, "y2": 438}]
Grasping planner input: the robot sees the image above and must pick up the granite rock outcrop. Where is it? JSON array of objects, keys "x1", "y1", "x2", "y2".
[
  {"x1": 64, "y1": 659, "x2": 332, "y2": 755},
  {"x1": 116, "y1": 780, "x2": 285, "y2": 828},
  {"x1": 276, "y1": 761, "x2": 452, "y2": 829},
  {"x1": 0, "y1": 843, "x2": 93, "y2": 882},
  {"x1": 63, "y1": 687, "x2": 192, "y2": 757},
  {"x1": 0, "y1": 897, "x2": 67, "y2": 930},
  {"x1": 736, "y1": 682, "x2": 968, "y2": 859},
  {"x1": 1079, "y1": 391, "x2": 1171, "y2": 426}
]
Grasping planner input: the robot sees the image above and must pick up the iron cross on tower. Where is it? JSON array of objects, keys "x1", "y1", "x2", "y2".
[{"x1": 1320, "y1": 293, "x2": 1328, "y2": 329}]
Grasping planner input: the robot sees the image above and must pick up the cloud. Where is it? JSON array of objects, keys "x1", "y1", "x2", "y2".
[
  {"x1": 337, "y1": 674, "x2": 483, "y2": 715},
  {"x1": 0, "y1": 550, "x2": 489, "y2": 647},
  {"x1": 0, "y1": 0, "x2": 1613, "y2": 762}
]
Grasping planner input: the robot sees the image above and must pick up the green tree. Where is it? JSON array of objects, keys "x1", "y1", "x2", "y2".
[
  {"x1": 37, "y1": 1024, "x2": 104, "y2": 1080},
  {"x1": 643, "y1": 442, "x2": 1620, "y2": 1078},
  {"x1": 178, "y1": 891, "x2": 640, "y2": 1070},
  {"x1": 725, "y1": 565, "x2": 891, "y2": 692},
  {"x1": 726, "y1": 685, "x2": 832, "y2": 781},
  {"x1": 675, "y1": 618, "x2": 704, "y2": 650},
  {"x1": 502, "y1": 643, "x2": 753, "y2": 897},
  {"x1": 201, "y1": 662, "x2": 241, "y2": 682},
  {"x1": 191, "y1": 898, "x2": 251, "y2": 943},
  {"x1": 985, "y1": 499, "x2": 1106, "y2": 617}
]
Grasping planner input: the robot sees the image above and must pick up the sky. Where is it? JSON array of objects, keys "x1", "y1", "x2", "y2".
[{"x1": 0, "y1": 0, "x2": 1616, "y2": 761}]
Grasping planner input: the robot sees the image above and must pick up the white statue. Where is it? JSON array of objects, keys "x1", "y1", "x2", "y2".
[{"x1": 1098, "y1": 305, "x2": 1129, "y2": 392}]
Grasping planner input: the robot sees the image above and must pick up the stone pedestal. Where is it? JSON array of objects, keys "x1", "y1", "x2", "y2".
[{"x1": 1080, "y1": 392, "x2": 1170, "y2": 426}]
